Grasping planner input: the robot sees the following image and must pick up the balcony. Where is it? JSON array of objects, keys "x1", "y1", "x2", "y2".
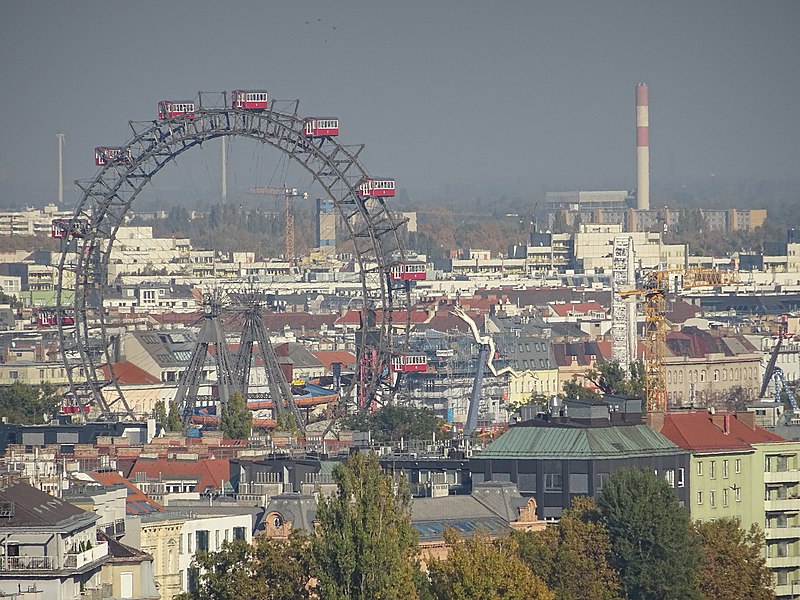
[
  {"x1": 103, "y1": 519, "x2": 125, "y2": 538},
  {"x1": 0, "y1": 555, "x2": 57, "y2": 571},
  {"x1": 765, "y1": 470, "x2": 800, "y2": 484},
  {"x1": 765, "y1": 498, "x2": 800, "y2": 512},
  {"x1": 766, "y1": 555, "x2": 800, "y2": 569},
  {"x1": 63, "y1": 541, "x2": 108, "y2": 569},
  {"x1": 765, "y1": 526, "x2": 800, "y2": 540}
]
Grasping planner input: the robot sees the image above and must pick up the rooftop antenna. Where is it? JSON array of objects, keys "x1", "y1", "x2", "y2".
[{"x1": 56, "y1": 133, "x2": 66, "y2": 204}]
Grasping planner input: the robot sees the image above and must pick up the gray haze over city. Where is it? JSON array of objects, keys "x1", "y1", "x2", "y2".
[{"x1": 1, "y1": 0, "x2": 799, "y2": 207}]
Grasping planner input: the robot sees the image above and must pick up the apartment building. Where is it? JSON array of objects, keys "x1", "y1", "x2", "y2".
[
  {"x1": 0, "y1": 482, "x2": 109, "y2": 600},
  {"x1": 659, "y1": 411, "x2": 800, "y2": 599}
]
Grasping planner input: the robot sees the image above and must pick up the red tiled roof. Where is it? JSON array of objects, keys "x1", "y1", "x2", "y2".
[
  {"x1": 336, "y1": 310, "x2": 431, "y2": 325},
  {"x1": 89, "y1": 471, "x2": 165, "y2": 515},
  {"x1": 99, "y1": 362, "x2": 160, "y2": 385},
  {"x1": 312, "y1": 350, "x2": 357, "y2": 371},
  {"x1": 660, "y1": 411, "x2": 785, "y2": 452},
  {"x1": 547, "y1": 302, "x2": 606, "y2": 318},
  {"x1": 418, "y1": 310, "x2": 485, "y2": 334},
  {"x1": 129, "y1": 457, "x2": 230, "y2": 494}
]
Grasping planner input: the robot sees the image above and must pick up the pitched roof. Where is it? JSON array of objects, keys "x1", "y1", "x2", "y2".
[
  {"x1": 312, "y1": 350, "x2": 357, "y2": 371},
  {"x1": 477, "y1": 424, "x2": 684, "y2": 459},
  {"x1": 99, "y1": 361, "x2": 161, "y2": 385},
  {"x1": 666, "y1": 327, "x2": 758, "y2": 358},
  {"x1": 98, "y1": 530, "x2": 153, "y2": 562},
  {"x1": 89, "y1": 471, "x2": 165, "y2": 515},
  {"x1": 0, "y1": 482, "x2": 91, "y2": 527},
  {"x1": 418, "y1": 310, "x2": 484, "y2": 334},
  {"x1": 547, "y1": 301, "x2": 606, "y2": 318},
  {"x1": 659, "y1": 411, "x2": 785, "y2": 452},
  {"x1": 129, "y1": 457, "x2": 230, "y2": 494}
]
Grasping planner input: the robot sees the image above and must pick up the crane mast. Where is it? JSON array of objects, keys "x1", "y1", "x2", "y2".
[{"x1": 622, "y1": 268, "x2": 739, "y2": 414}]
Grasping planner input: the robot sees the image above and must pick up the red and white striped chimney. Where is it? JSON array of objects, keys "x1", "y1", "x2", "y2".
[{"x1": 636, "y1": 83, "x2": 650, "y2": 210}]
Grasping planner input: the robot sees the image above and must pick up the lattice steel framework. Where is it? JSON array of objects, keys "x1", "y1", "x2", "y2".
[
  {"x1": 56, "y1": 91, "x2": 410, "y2": 420},
  {"x1": 611, "y1": 235, "x2": 637, "y2": 373},
  {"x1": 230, "y1": 290, "x2": 305, "y2": 435},
  {"x1": 174, "y1": 293, "x2": 238, "y2": 426}
]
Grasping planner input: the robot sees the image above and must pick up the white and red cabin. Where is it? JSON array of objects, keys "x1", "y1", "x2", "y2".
[
  {"x1": 51, "y1": 218, "x2": 89, "y2": 239},
  {"x1": 391, "y1": 353, "x2": 428, "y2": 374},
  {"x1": 231, "y1": 90, "x2": 269, "y2": 110},
  {"x1": 94, "y1": 146, "x2": 133, "y2": 166},
  {"x1": 357, "y1": 178, "x2": 396, "y2": 199},
  {"x1": 157, "y1": 100, "x2": 196, "y2": 120},
  {"x1": 390, "y1": 261, "x2": 427, "y2": 281},
  {"x1": 303, "y1": 117, "x2": 339, "y2": 138},
  {"x1": 35, "y1": 308, "x2": 75, "y2": 328},
  {"x1": 60, "y1": 396, "x2": 90, "y2": 415}
]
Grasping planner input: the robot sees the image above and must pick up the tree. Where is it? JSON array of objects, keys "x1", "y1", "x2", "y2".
[
  {"x1": 561, "y1": 378, "x2": 601, "y2": 402},
  {"x1": 177, "y1": 533, "x2": 313, "y2": 600},
  {"x1": 342, "y1": 405, "x2": 449, "y2": 443},
  {"x1": 586, "y1": 360, "x2": 645, "y2": 398},
  {"x1": 515, "y1": 497, "x2": 621, "y2": 600},
  {"x1": 0, "y1": 381, "x2": 61, "y2": 424},
  {"x1": 153, "y1": 400, "x2": 168, "y2": 427},
  {"x1": 693, "y1": 519, "x2": 773, "y2": 600},
  {"x1": 166, "y1": 401, "x2": 183, "y2": 432},
  {"x1": 597, "y1": 469, "x2": 702, "y2": 600},
  {"x1": 505, "y1": 392, "x2": 549, "y2": 415},
  {"x1": 220, "y1": 392, "x2": 251, "y2": 439},
  {"x1": 427, "y1": 529, "x2": 553, "y2": 600},
  {"x1": 311, "y1": 451, "x2": 420, "y2": 600},
  {"x1": 275, "y1": 411, "x2": 301, "y2": 436}
]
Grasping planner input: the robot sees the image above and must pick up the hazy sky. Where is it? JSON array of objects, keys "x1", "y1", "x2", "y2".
[{"x1": 1, "y1": 1, "x2": 799, "y2": 205}]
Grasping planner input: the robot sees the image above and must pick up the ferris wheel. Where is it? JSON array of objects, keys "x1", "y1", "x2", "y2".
[{"x1": 55, "y1": 90, "x2": 415, "y2": 422}]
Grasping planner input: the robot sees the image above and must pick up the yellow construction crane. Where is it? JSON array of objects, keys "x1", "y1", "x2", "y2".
[
  {"x1": 248, "y1": 186, "x2": 308, "y2": 260},
  {"x1": 620, "y1": 268, "x2": 739, "y2": 414}
]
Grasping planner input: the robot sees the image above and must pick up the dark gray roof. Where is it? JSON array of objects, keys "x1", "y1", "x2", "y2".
[
  {"x1": 264, "y1": 493, "x2": 318, "y2": 533},
  {"x1": 0, "y1": 482, "x2": 96, "y2": 528},
  {"x1": 497, "y1": 334, "x2": 556, "y2": 371},
  {"x1": 411, "y1": 482, "x2": 528, "y2": 542},
  {"x1": 131, "y1": 329, "x2": 199, "y2": 368}
]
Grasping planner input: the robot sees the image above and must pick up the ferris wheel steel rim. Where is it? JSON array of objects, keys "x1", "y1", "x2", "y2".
[{"x1": 56, "y1": 92, "x2": 410, "y2": 420}]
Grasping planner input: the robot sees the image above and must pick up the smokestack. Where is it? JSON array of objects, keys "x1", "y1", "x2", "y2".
[{"x1": 636, "y1": 83, "x2": 650, "y2": 210}]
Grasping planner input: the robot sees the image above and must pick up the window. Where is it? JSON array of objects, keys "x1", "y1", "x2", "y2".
[
  {"x1": 735, "y1": 459, "x2": 741, "y2": 474},
  {"x1": 544, "y1": 473, "x2": 563, "y2": 492},
  {"x1": 665, "y1": 469, "x2": 675, "y2": 487},
  {"x1": 517, "y1": 473, "x2": 536, "y2": 493},
  {"x1": 697, "y1": 461, "x2": 703, "y2": 476},
  {"x1": 187, "y1": 533, "x2": 193, "y2": 552},
  {"x1": 723, "y1": 460, "x2": 729, "y2": 479},
  {"x1": 697, "y1": 491, "x2": 703, "y2": 505},
  {"x1": 233, "y1": 527, "x2": 246, "y2": 541},
  {"x1": 709, "y1": 490, "x2": 716, "y2": 508},
  {"x1": 196, "y1": 530, "x2": 209, "y2": 552},
  {"x1": 700, "y1": 370, "x2": 706, "y2": 382},
  {"x1": 677, "y1": 468, "x2": 685, "y2": 488},
  {"x1": 188, "y1": 568, "x2": 200, "y2": 594},
  {"x1": 778, "y1": 456, "x2": 789, "y2": 472},
  {"x1": 709, "y1": 461, "x2": 716, "y2": 479},
  {"x1": 597, "y1": 473, "x2": 610, "y2": 490},
  {"x1": 723, "y1": 488, "x2": 729, "y2": 507}
]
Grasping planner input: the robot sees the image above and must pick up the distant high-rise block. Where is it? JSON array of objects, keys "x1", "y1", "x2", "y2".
[{"x1": 317, "y1": 198, "x2": 336, "y2": 252}]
